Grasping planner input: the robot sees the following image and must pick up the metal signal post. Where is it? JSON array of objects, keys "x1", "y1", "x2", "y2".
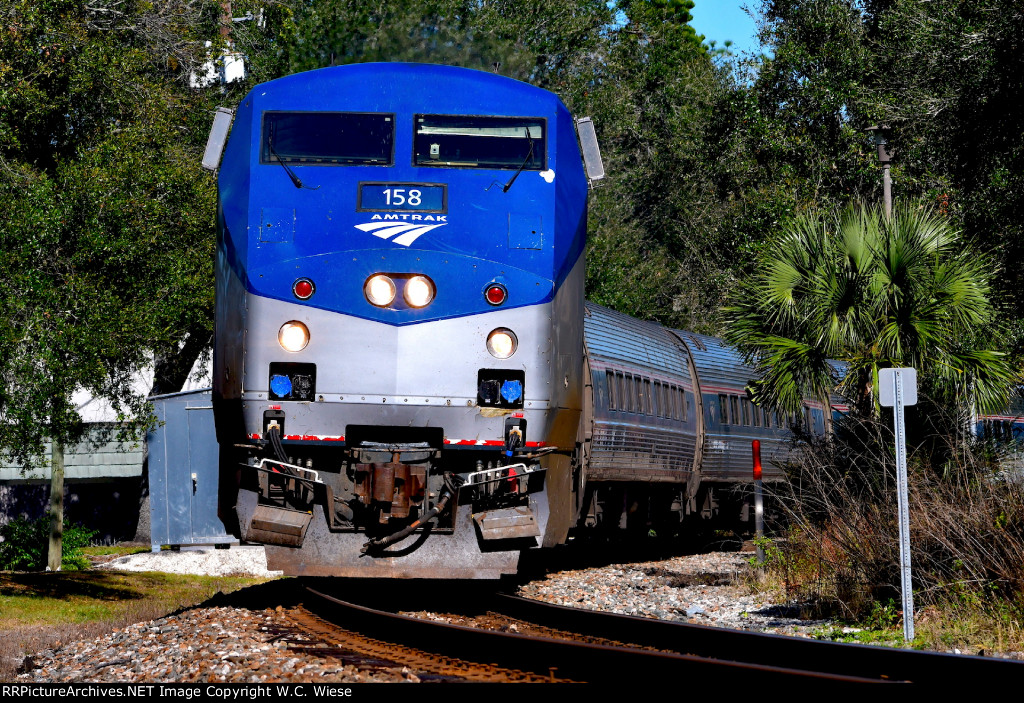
[
  {"x1": 752, "y1": 440, "x2": 764, "y2": 564},
  {"x1": 879, "y1": 367, "x2": 918, "y2": 642}
]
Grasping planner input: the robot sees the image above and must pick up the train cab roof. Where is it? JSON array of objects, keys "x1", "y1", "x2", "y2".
[{"x1": 244, "y1": 62, "x2": 564, "y2": 113}]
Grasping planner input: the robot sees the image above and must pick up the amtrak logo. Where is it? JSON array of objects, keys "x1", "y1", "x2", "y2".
[{"x1": 354, "y1": 214, "x2": 448, "y2": 247}]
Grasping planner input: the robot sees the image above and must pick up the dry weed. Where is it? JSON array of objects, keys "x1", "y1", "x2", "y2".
[{"x1": 760, "y1": 404, "x2": 1024, "y2": 650}]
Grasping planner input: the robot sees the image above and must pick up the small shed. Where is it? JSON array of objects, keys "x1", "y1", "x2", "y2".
[{"x1": 147, "y1": 388, "x2": 234, "y2": 549}]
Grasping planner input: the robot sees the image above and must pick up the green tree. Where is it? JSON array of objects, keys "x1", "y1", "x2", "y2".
[
  {"x1": 577, "y1": 0, "x2": 754, "y2": 333},
  {"x1": 0, "y1": 0, "x2": 223, "y2": 462},
  {"x1": 750, "y1": 0, "x2": 877, "y2": 206},
  {"x1": 748, "y1": 0, "x2": 1024, "y2": 349},
  {"x1": 268, "y1": 0, "x2": 611, "y2": 85},
  {"x1": 723, "y1": 203, "x2": 1015, "y2": 415},
  {"x1": 864, "y1": 0, "x2": 1024, "y2": 348}
]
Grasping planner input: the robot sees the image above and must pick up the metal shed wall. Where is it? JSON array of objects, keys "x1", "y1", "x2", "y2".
[
  {"x1": 0, "y1": 430, "x2": 143, "y2": 483},
  {"x1": 148, "y1": 389, "x2": 234, "y2": 548}
]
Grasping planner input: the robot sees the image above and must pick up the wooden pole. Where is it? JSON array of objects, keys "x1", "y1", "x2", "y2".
[
  {"x1": 221, "y1": 1, "x2": 232, "y2": 39},
  {"x1": 47, "y1": 440, "x2": 64, "y2": 571}
]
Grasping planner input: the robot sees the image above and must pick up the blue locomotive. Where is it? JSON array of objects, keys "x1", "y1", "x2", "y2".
[
  {"x1": 212, "y1": 63, "x2": 591, "y2": 577},
  {"x1": 208, "y1": 63, "x2": 826, "y2": 578}
]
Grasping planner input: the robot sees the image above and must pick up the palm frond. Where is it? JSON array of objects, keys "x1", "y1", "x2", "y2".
[{"x1": 723, "y1": 201, "x2": 1010, "y2": 417}]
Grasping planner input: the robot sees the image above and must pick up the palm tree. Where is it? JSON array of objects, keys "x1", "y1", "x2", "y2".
[{"x1": 724, "y1": 202, "x2": 1016, "y2": 415}]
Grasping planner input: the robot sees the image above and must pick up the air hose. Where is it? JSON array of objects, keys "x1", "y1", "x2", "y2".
[{"x1": 360, "y1": 473, "x2": 464, "y2": 553}]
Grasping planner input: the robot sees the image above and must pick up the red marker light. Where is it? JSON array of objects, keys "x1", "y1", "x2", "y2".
[
  {"x1": 506, "y1": 466, "x2": 519, "y2": 493},
  {"x1": 293, "y1": 278, "x2": 315, "y2": 300},
  {"x1": 485, "y1": 284, "x2": 507, "y2": 306}
]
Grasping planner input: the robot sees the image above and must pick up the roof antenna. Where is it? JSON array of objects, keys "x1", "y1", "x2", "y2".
[{"x1": 330, "y1": 52, "x2": 336, "y2": 67}]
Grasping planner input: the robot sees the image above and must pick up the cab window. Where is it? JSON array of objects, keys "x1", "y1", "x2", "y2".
[
  {"x1": 261, "y1": 111, "x2": 394, "y2": 166},
  {"x1": 414, "y1": 115, "x2": 545, "y2": 169}
]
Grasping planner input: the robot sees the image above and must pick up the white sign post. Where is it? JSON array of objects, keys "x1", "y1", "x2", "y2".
[{"x1": 878, "y1": 367, "x2": 917, "y2": 642}]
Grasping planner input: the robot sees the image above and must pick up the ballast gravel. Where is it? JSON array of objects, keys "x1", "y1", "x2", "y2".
[
  {"x1": 14, "y1": 546, "x2": 835, "y2": 683},
  {"x1": 15, "y1": 606, "x2": 420, "y2": 684},
  {"x1": 517, "y1": 550, "x2": 833, "y2": 636}
]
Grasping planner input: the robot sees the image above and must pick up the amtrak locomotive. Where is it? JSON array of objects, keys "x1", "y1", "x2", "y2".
[{"x1": 209, "y1": 63, "x2": 821, "y2": 578}]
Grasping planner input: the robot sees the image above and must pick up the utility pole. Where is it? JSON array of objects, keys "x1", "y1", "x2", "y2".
[{"x1": 866, "y1": 125, "x2": 893, "y2": 218}]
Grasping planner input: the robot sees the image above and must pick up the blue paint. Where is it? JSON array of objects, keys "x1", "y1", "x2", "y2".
[{"x1": 217, "y1": 63, "x2": 588, "y2": 327}]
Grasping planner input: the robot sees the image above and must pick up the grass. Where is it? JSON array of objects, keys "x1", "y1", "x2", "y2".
[
  {"x1": 744, "y1": 548, "x2": 1024, "y2": 656},
  {"x1": 808, "y1": 606, "x2": 1024, "y2": 655},
  {"x1": 742, "y1": 409, "x2": 1024, "y2": 659},
  {"x1": 811, "y1": 626, "x2": 909, "y2": 648},
  {"x1": 910, "y1": 598, "x2": 1024, "y2": 655},
  {"x1": 0, "y1": 565, "x2": 274, "y2": 681}
]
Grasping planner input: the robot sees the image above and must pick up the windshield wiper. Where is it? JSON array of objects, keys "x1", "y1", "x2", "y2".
[
  {"x1": 502, "y1": 128, "x2": 536, "y2": 193},
  {"x1": 268, "y1": 124, "x2": 320, "y2": 190}
]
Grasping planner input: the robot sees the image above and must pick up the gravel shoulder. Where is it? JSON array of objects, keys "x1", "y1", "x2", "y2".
[{"x1": 99, "y1": 545, "x2": 283, "y2": 578}]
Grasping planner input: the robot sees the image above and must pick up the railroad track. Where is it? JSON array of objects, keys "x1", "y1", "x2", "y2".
[
  {"x1": 281, "y1": 604, "x2": 555, "y2": 682},
  {"x1": 300, "y1": 586, "x2": 901, "y2": 686},
  {"x1": 484, "y1": 593, "x2": 1024, "y2": 684}
]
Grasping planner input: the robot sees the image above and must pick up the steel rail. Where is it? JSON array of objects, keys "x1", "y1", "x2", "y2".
[
  {"x1": 303, "y1": 586, "x2": 895, "y2": 686},
  {"x1": 491, "y1": 593, "x2": 1024, "y2": 684}
]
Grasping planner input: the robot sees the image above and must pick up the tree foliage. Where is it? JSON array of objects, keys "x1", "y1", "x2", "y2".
[
  {"x1": 724, "y1": 203, "x2": 1015, "y2": 414},
  {"x1": 0, "y1": 513, "x2": 96, "y2": 571},
  {"x1": 576, "y1": 1, "x2": 757, "y2": 332},
  {"x1": 750, "y1": 0, "x2": 1024, "y2": 345},
  {"x1": 866, "y1": 0, "x2": 1024, "y2": 343},
  {"x1": 0, "y1": 0, "x2": 221, "y2": 464},
  {"x1": 742, "y1": 0, "x2": 878, "y2": 218}
]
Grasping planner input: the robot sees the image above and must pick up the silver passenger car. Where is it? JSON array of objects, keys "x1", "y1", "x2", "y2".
[{"x1": 579, "y1": 302, "x2": 822, "y2": 530}]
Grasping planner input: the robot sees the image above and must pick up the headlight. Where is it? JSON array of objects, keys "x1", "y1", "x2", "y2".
[
  {"x1": 486, "y1": 328, "x2": 517, "y2": 359},
  {"x1": 404, "y1": 275, "x2": 435, "y2": 308},
  {"x1": 279, "y1": 321, "x2": 310, "y2": 352},
  {"x1": 364, "y1": 274, "x2": 396, "y2": 307}
]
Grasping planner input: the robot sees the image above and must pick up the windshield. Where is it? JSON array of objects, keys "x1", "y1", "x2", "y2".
[
  {"x1": 261, "y1": 112, "x2": 394, "y2": 166},
  {"x1": 414, "y1": 115, "x2": 545, "y2": 169}
]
